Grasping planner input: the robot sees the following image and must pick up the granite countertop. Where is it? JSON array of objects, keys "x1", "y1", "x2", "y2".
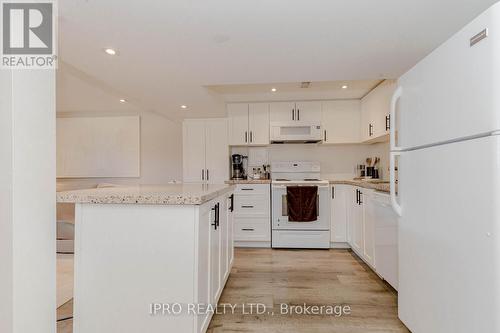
[
  {"x1": 56, "y1": 184, "x2": 235, "y2": 205},
  {"x1": 329, "y1": 180, "x2": 391, "y2": 193},
  {"x1": 225, "y1": 179, "x2": 272, "y2": 185}
]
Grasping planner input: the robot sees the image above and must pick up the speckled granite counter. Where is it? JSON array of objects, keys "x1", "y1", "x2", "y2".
[
  {"x1": 329, "y1": 180, "x2": 391, "y2": 193},
  {"x1": 56, "y1": 184, "x2": 234, "y2": 205},
  {"x1": 225, "y1": 179, "x2": 271, "y2": 185}
]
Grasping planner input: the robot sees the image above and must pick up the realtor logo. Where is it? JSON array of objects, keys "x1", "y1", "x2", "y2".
[{"x1": 1, "y1": 0, "x2": 57, "y2": 69}]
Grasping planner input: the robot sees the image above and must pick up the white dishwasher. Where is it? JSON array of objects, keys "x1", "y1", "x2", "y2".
[{"x1": 372, "y1": 191, "x2": 399, "y2": 291}]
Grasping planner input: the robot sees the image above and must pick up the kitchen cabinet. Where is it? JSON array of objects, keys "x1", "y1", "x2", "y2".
[
  {"x1": 68, "y1": 187, "x2": 234, "y2": 333},
  {"x1": 330, "y1": 184, "x2": 349, "y2": 243},
  {"x1": 361, "y1": 80, "x2": 396, "y2": 142},
  {"x1": 322, "y1": 100, "x2": 361, "y2": 144},
  {"x1": 362, "y1": 189, "x2": 376, "y2": 268},
  {"x1": 233, "y1": 184, "x2": 271, "y2": 247},
  {"x1": 183, "y1": 119, "x2": 229, "y2": 184},
  {"x1": 269, "y1": 101, "x2": 321, "y2": 123},
  {"x1": 348, "y1": 187, "x2": 364, "y2": 255},
  {"x1": 228, "y1": 103, "x2": 269, "y2": 145}
]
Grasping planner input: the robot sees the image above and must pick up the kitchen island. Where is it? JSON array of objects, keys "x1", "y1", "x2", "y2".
[{"x1": 57, "y1": 184, "x2": 235, "y2": 333}]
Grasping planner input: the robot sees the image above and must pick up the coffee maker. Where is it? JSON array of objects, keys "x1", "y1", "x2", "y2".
[{"x1": 231, "y1": 154, "x2": 247, "y2": 180}]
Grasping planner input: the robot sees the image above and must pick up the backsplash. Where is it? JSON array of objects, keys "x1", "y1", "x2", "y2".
[{"x1": 231, "y1": 142, "x2": 390, "y2": 180}]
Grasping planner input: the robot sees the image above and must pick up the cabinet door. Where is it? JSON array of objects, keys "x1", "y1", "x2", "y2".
[
  {"x1": 196, "y1": 202, "x2": 212, "y2": 331},
  {"x1": 227, "y1": 194, "x2": 234, "y2": 267},
  {"x1": 322, "y1": 100, "x2": 361, "y2": 143},
  {"x1": 248, "y1": 103, "x2": 269, "y2": 145},
  {"x1": 360, "y1": 80, "x2": 396, "y2": 141},
  {"x1": 219, "y1": 197, "x2": 229, "y2": 283},
  {"x1": 205, "y1": 119, "x2": 229, "y2": 184},
  {"x1": 350, "y1": 187, "x2": 364, "y2": 254},
  {"x1": 269, "y1": 102, "x2": 295, "y2": 122},
  {"x1": 362, "y1": 190, "x2": 376, "y2": 268},
  {"x1": 295, "y1": 101, "x2": 322, "y2": 123},
  {"x1": 331, "y1": 185, "x2": 348, "y2": 242},
  {"x1": 227, "y1": 103, "x2": 249, "y2": 145},
  {"x1": 210, "y1": 201, "x2": 221, "y2": 305},
  {"x1": 183, "y1": 120, "x2": 206, "y2": 183}
]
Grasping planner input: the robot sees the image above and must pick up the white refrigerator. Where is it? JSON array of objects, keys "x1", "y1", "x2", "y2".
[{"x1": 389, "y1": 3, "x2": 500, "y2": 333}]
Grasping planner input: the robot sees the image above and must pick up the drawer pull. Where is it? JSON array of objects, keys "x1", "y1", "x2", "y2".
[
  {"x1": 241, "y1": 228, "x2": 255, "y2": 231},
  {"x1": 241, "y1": 205, "x2": 254, "y2": 208},
  {"x1": 241, "y1": 188, "x2": 254, "y2": 191}
]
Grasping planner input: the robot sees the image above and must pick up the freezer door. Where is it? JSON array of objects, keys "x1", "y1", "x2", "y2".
[
  {"x1": 398, "y1": 135, "x2": 500, "y2": 333},
  {"x1": 397, "y1": 3, "x2": 500, "y2": 149}
]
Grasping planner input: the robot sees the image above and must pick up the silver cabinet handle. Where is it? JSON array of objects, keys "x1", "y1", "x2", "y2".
[
  {"x1": 250, "y1": 131, "x2": 253, "y2": 143},
  {"x1": 242, "y1": 228, "x2": 254, "y2": 231},
  {"x1": 202, "y1": 169, "x2": 204, "y2": 180},
  {"x1": 206, "y1": 169, "x2": 209, "y2": 181},
  {"x1": 297, "y1": 109, "x2": 300, "y2": 121},
  {"x1": 241, "y1": 188, "x2": 254, "y2": 191},
  {"x1": 245, "y1": 131, "x2": 248, "y2": 143},
  {"x1": 241, "y1": 205, "x2": 254, "y2": 208},
  {"x1": 292, "y1": 109, "x2": 294, "y2": 120}
]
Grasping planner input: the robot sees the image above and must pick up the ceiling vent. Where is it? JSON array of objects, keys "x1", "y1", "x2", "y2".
[{"x1": 300, "y1": 81, "x2": 311, "y2": 88}]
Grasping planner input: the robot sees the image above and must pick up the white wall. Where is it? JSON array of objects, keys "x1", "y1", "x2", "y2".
[
  {"x1": 0, "y1": 69, "x2": 56, "y2": 333},
  {"x1": 56, "y1": 111, "x2": 183, "y2": 192},
  {"x1": 232, "y1": 141, "x2": 390, "y2": 180}
]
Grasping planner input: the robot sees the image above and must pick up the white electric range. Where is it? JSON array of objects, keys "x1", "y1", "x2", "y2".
[{"x1": 271, "y1": 161, "x2": 330, "y2": 249}]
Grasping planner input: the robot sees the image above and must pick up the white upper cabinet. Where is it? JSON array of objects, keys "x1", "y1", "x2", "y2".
[
  {"x1": 205, "y1": 119, "x2": 230, "y2": 183},
  {"x1": 183, "y1": 120, "x2": 207, "y2": 183},
  {"x1": 270, "y1": 101, "x2": 321, "y2": 123},
  {"x1": 228, "y1": 103, "x2": 249, "y2": 145},
  {"x1": 294, "y1": 101, "x2": 322, "y2": 122},
  {"x1": 228, "y1": 103, "x2": 269, "y2": 146},
  {"x1": 361, "y1": 80, "x2": 396, "y2": 142},
  {"x1": 183, "y1": 118, "x2": 229, "y2": 184},
  {"x1": 269, "y1": 102, "x2": 296, "y2": 122},
  {"x1": 321, "y1": 100, "x2": 361, "y2": 144},
  {"x1": 248, "y1": 103, "x2": 270, "y2": 145}
]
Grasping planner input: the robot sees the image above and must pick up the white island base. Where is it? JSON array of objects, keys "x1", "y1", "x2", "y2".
[{"x1": 65, "y1": 186, "x2": 234, "y2": 333}]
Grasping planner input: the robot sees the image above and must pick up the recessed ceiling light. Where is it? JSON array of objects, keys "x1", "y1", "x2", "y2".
[
  {"x1": 181, "y1": 105, "x2": 187, "y2": 109},
  {"x1": 104, "y1": 48, "x2": 117, "y2": 55},
  {"x1": 342, "y1": 85, "x2": 348, "y2": 89},
  {"x1": 119, "y1": 98, "x2": 126, "y2": 103},
  {"x1": 271, "y1": 88, "x2": 277, "y2": 92}
]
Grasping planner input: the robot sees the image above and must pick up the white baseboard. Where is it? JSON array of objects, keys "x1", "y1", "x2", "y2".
[
  {"x1": 330, "y1": 242, "x2": 350, "y2": 249},
  {"x1": 235, "y1": 241, "x2": 271, "y2": 248}
]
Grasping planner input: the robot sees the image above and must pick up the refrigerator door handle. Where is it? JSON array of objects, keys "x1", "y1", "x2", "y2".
[
  {"x1": 390, "y1": 86, "x2": 403, "y2": 151},
  {"x1": 390, "y1": 151, "x2": 402, "y2": 216}
]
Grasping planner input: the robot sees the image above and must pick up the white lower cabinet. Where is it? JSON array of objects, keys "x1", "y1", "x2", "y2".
[
  {"x1": 197, "y1": 192, "x2": 234, "y2": 333},
  {"x1": 330, "y1": 184, "x2": 349, "y2": 244},
  {"x1": 233, "y1": 184, "x2": 271, "y2": 247},
  {"x1": 336, "y1": 185, "x2": 398, "y2": 285}
]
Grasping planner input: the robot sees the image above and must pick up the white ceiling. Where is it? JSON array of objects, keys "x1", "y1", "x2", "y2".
[{"x1": 57, "y1": 0, "x2": 498, "y2": 120}]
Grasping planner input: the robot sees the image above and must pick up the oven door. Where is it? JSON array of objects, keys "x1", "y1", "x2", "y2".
[{"x1": 272, "y1": 185, "x2": 330, "y2": 230}]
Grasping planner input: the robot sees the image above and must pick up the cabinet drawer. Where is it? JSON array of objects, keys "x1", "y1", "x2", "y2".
[
  {"x1": 234, "y1": 218, "x2": 270, "y2": 241},
  {"x1": 234, "y1": 184, "x2": 270, "y2": 195},
  {"x1": 233, "y1": 195, "x2": 270, "y2": 217}
]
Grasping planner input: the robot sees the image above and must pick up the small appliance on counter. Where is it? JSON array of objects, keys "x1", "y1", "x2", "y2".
[
  {"x1": 356, "y1": 157, "x2": 381, "y2": 180},
  {"x1": 231, "y1": 154, "x2": 248, "y2": 180}
]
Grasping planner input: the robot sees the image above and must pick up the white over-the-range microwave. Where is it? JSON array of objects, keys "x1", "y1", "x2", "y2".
[{"x1": 270, "y1": 122, "x2": 323, "y2": 143}]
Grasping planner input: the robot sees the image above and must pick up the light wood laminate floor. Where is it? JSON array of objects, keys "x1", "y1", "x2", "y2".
[{"x1": 58, "y1": 248, "x2": 409, "y2": 333}]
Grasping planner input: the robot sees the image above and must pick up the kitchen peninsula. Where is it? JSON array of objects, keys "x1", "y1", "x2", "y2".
[{"x1": 57, "y1": 184, "x2": 235, "y2": 333}]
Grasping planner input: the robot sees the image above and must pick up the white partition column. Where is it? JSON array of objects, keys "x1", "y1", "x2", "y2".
[{"x1": 0, "y1": 69, "x2": 56, "y2": 333}]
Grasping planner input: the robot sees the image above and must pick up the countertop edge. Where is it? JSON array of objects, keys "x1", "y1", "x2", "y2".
[{"x1": 56, "y1": 185, "x2": 235, "y2": 205}]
